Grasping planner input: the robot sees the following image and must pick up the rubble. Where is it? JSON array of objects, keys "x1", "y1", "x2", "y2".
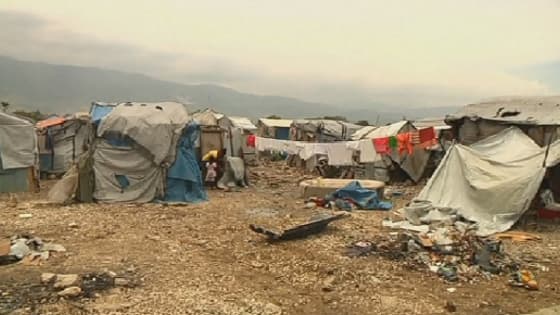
[
  {"x1": 0, "y1": 234, "x2": 66, "y2": 266},
  {"x1": 53, "y1": 274, "x2": 81, "y2": 289},
  {"x1": 57, "y1": 286, "x2": 82, "y2": 298}
]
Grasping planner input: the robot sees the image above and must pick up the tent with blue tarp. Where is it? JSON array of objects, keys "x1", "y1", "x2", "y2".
[
  {"x1": 165, "y1": 122, "x2": 207, "y2": 202},
  {"x1": 71, "y1": 101, "x2": 206, "y2": 203},
  {"x1": 90, "y1": 102, "x2": 116, "y2": 125}
]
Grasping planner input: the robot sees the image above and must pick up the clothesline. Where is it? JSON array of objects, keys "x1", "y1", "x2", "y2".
[{"x1": 253, "y1": 127, "x2": 437, "y2": 166}]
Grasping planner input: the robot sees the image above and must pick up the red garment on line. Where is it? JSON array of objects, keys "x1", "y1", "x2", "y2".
[
  {"x1": 397, "y1": 133, "x2": 414, "y2": 155},
  {"x1": 246, "y1": 134, "x2": 256, "y2": 147},
  {"x1": 419, "y1": 127, "x2": 436, "y2": 144},
  {"x1": 373, "y1": 137, "x2": 390, "y2": 154}
]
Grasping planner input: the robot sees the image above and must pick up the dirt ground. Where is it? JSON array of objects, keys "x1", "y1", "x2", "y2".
[{"x1": 1, "y1": 165, "x2": 560, "y2": 315}]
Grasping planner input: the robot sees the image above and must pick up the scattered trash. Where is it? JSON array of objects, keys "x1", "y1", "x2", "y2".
[
  {"x1": 509, "y1": 270, "x2": 538, "y2": 290},
  {"x1": 492, "y1": 231, "x2": 541, "y2": 242},
  {"x1": 53, "y1": 274, "x2": 81, "y2": 289},
  {"x1": 18, "y1": 213, "x2": 33, "y2": 219},
  {"x1": 39, "y1": 271, "x2": 135, "y2": 300},
  {"x1": 249, "y1": 212, "x2": 349, "y2": 241},
  {"x1": 346, "y1": 230, "x2": 520, "y2": 282},
  {"x1": 0, "y1": 234, "x2": 66, "y2": 266},
  {"x1": 68, "y1": 222, "x2": 80, "y2": 229},
  {"x1": 446, "y1": 287, "x2": 457, "y2": 293}
]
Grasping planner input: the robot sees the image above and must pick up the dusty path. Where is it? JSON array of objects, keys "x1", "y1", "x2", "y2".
[{"x1": 1, "y1": 175, "x2": 560, "y2": 315}]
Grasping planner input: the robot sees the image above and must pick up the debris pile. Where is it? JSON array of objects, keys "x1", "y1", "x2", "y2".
[
  {"x1": 346, "y1": 230, "x2": 523, "y2": 283},
  {"x1": 305, "y1": 181, "x2": 392, "y2": 211},
  {"x1": 0, "y1": 234, "x2": 66, "y2": 266}
]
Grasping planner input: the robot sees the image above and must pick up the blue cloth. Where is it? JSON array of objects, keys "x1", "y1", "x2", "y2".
[
  {"x1": 327, "y1": 181, "x2": 392, "y2": 210},
  {"x1": 90, "y1": 103, "x2": 115, "y2": 125},
  {"x1": 164, "y1": 122, "x2": 207, "y2": 203}
]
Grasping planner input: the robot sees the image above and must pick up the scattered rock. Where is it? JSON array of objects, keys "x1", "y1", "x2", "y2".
[
  {"x1": 54, "y1": 274, "x2": 81, "y2": 289},
  {"x1": 41, "y1": 243, "x2": 66, "y2": 253},
  {"x1": 322, "y1": 276, "x2": 336, "y2": 292},
  {"x1": 114, "y1": 277, "x2": 130, "y2": 287},
  {"x1": 57, "y1": 286, "x2": 82, "y2": 298},
  {"x1": 262, "y1": 302, "x2": 282, "y2": 315},
  {"x1": 18, "y1": 214, "x2": 33, "y2": 219},
  {"x1": 446, "y1": 287, "x2": 457, "y2": 293},
  {"x1": 68, "y1": 222, "x2": 79, "y2": 228},
  {"x1": 41, "y1": 273, "x2": 56, "y2": 284},
  {"x1": 444, "y1": 301, "x2": 457, "y2": 312}
]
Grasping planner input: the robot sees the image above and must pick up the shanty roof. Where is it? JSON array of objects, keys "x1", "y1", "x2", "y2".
[
  {"x1": 37, "y1": 116, "x2": 66, "y2": 129},
  {"x1": 228, "y1": 116, "x2": 257, "y2": 130},
  {"x1": 192, "y1": 108, "x2": 224, "y2": 126},
  {"x1": 258, "y1": 118, "x2": 293, "y2": 128},
  {"x1": 412, "y1": 117, "x2": 451, "y2": 131},
  {"x1": 446, "y1": 96, "x2": 560, "y2": 126},
  {"x1": 352, "y1": 121, "x2": 409, "y2": 139}
]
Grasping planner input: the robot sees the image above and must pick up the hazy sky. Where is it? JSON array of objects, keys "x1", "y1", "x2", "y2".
[{"x1": 1, "y1": 0, "x2": 559, "y2": 107}]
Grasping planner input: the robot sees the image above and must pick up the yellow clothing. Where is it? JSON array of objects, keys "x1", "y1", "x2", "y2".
[{"x1": 202, "y1": 150, "x2": 219, "y2": 161}]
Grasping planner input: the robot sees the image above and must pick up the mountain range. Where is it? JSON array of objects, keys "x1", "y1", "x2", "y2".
[{"x1": 0, "y1": 56, "x2": 458, "y2": 123}]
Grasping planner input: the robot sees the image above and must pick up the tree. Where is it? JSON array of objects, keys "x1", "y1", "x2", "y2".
[
  {"x1": 1, "y1": 101, "x2": 9, "y2": 112},
  {"x1": 356, "y1": 120, "x2": 369, "y2": 126},
  {"x1": 266, "y1": 114, "x2": 282, "y2": 119}
]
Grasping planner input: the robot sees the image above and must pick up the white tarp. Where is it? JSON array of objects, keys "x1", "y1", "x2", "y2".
[
  {"x1": 97, "y1": 102, "x2": 190, "y2": 165},
  {"x1": 417, "y1": 127, "x2": 555, "y2": 235},
  {"x1": 0, "y1": 112, "x2": 37, "y2": 169}
]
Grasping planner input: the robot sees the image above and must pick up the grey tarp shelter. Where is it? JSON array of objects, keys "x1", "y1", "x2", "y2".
[
  {"x1": 0, "y1": 112, "x2": 38, "y2": 192},
  {"x1": 417, "y1": 127, "x2": 560, "y2": 236}
]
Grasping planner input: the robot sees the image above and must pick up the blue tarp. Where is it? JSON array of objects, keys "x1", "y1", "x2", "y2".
[
  {"x1": 164, "y1": 122, "x2": 207, "y2": 203},
  {"x1": 90, "y1": 102, "x2": 115, "y2": 125},
  {"x1": 327, "y1": 181, "x2": 392, "y2": 210}
]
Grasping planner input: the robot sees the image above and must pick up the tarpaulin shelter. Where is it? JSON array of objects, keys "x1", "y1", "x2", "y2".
[
  {"x1": 218, "y1": 116, "x2": 257, "y2": 163},
  {"x1": 74, "y1": 101, "x2": 206, "y2": 203},
  {"x1": 36, "y1": 113, "x2": 91, "y2": 176},
  {"x1": 351, "y1": 121, "x2": 431, "y2": 183},
  {"x1": 291, "y1": 119, "x2": 362, "y2": 142},
  {"x1": 446, "y1": 96, "x2": 560, "y2": 146},
  {"x1": 0, "y1": 112, "x2": 38, "y2": 192},
  {"x1": 192, "y1": 108, "x2": 226, "y2": 159},
  {"x1": 417, "y1": 127, "x2": 560, "y2": 236},
  {"x1": 257, "y1": 118, "x2": 293, "y2": 140}
]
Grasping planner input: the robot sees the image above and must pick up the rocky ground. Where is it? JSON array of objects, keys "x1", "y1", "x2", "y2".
[{"x1": 1, "y1": 164, "x2": 559, "y2": 315}]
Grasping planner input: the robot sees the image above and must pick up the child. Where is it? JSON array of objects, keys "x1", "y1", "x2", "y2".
[{"x1": 205, "y1": 157, "x2": 218, "y2": 189}]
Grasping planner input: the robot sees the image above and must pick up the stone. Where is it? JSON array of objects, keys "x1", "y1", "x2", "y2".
[
  {"x1": 263, "y1": 302, "x2": 282, "y2": 315},
  {"x1": 53, "y1": 274, "x2": 80, "y2": 289},
  {"x1": 18, "y1": 214, "x2": 33, "y2": 219},
  {"x1": 57, "y1": 286, "x2": 82, "y2": 298},
  {"x1": 322, "y1": 276, "x2": 336, "y2": 292},
  {"x1": 40, "y1": 273, "x2": 56, "y2": 284},
  {"x1": 68, "y1": 222, "x2": 79, "y2": 228},
  {"x1": 114, "y1": 277, "x2": 130, "y2": 287}
]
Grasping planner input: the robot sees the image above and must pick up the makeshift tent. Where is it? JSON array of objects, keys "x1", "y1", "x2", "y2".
[
  {"x1": 192, "y1": 108, "x2": 225, "y2": 160},
  {"x1": 352, "y1": 121, "x2": 431, "y2": 183},
  {"x1": 291, "y1": 119, "x2": 361, "y2": 142},
  {"x1": 258, "y1": 118, "x2": 293, "y2": 140},
  {"x1": 446, "y1": 96, "x2": 560, "y2": 146},
  {"x1": 90, "y1": 102, "x2": 116, "y2": 125},
  {"x1": 36, "y1": 114, "x2": 91, "y2": 175},
  {"x1": 218, "y1": 116, "x2": 257, "y2": 163},
  {"x1": 417, "y1": 127, "x2": 560, "y2": 236},
  {"x1": 74, "y1": 101, "x2": 205, "y2": 203},
  {"x1": 0, "y1": 112, "x2": 38, "y2": 192}
]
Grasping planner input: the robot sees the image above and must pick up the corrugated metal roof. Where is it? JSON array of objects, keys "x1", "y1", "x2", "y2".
[
  {"x1": 447, "y1": 96, "x2": 560, "y2": 125},
  {"x1": 258, "y1": 118, "x2": 293, "y2": 128},
  {"x1": 412, "y1": 117, "x2": 451, "y2": 130},
  {"x1": 229, "y1": 116, "x2": 257, "y2": 130},
  {"x1": 355, "y1": 121, "x2": 409, "y2": 139}
]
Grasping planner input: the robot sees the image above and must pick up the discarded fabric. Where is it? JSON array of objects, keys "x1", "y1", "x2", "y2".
[{"x1": 326, "y1": 181, "x2": 392, "y2": 210}]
